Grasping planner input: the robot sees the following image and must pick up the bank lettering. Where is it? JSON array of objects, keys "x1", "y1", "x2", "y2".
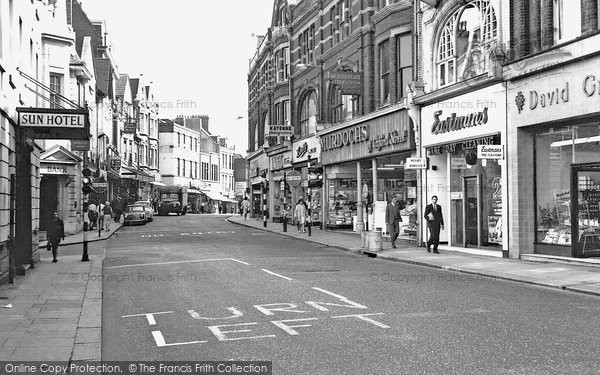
[
  {"x1": 431, "y1": 108, "x2": 488, "y2": 135},
  {"x1": 320, "y1": 125, "x2": 369, "y2": 151}
]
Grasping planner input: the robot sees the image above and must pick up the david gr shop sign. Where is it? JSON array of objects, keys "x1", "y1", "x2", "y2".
[
  {"x1": 17, "y1": 107, "x2": 90, "y2": 140},
  {"x1": 509, "y1": 56, "x2": 600, "y2": 127}
]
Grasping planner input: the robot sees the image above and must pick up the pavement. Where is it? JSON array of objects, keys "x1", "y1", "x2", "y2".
[
  {"x1": 227, "y1": 215, "x2": 600, "y2": 298},
  {"x1": 0, "y1": 221, "x2": 123, "y2": 362},
  {"x1": 3, "y1": 213, "x2": 600, "y2": 362}
]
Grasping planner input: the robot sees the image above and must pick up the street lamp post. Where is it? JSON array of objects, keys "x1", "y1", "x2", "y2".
[
  {"x1": 307, "y1": 155, "x2": 312, "y2": 236},
  {"x1": 283, "y1": 172, "x2": 287, "y2": 232}
]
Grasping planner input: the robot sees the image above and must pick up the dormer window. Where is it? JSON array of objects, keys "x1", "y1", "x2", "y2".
[{"x1": 436, "y1": 0, "x2": 497, "y2": 88}]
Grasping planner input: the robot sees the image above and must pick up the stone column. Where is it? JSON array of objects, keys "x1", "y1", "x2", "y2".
[
  {"x1": 529, "y1": 0, "x2": 542, "y2": 54},
  {"x1": 541, "y1": 0, "x2": 554, "y2": 50}
]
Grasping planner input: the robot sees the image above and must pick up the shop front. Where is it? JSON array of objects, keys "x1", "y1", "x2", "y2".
[
  {"x1": 420, "y1": 83, "x2": 508, "y2": 254},
  {"x1": 508, "y1": 56, "x2": 600, "y2": 258},
  {"x1": 268, "y1": 146, "x2": 293, "y2": 223},
  {"x1": 291, "y1": 136, "x2": 322, "y2": 227},
  {"x1": 248, "y1": 150, "x2": 269, "y2": 219},
  {"x1": 319, "y1": 108, "x2": 416, "y2": 238}
]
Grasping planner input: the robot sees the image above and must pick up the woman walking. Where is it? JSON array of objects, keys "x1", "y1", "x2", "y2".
[{"x1": 102, "y1": 201, "x2": 113, "y2": 231}]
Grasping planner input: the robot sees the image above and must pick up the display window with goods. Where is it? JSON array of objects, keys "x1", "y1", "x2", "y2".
[{"x1": 534, "y1": 123, "x2": 600, "y2": 257}]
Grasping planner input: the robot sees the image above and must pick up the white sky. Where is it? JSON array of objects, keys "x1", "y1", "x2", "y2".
[{"x1": 80, "y1": 0, "x2": 275, "y2": 154}]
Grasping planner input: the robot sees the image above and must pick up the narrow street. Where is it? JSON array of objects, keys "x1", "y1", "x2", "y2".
[{"x1": 102, "y1": 215, "x2": 600, "y2": 374}]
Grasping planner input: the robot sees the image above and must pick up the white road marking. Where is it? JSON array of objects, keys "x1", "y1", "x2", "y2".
[
  {"x1": 188, "y1": 307, "x2": 244, "y2": 320},
  {"x1": 151, "y1": 330, "x2": 206, "y2": 347},
  {"x1": 141, "y1": 234, "x2": 164, "y2": 238},
  {"x1": 261, "y1": 269, "x2": 293, "y2": 281},
  {"x1": 307, "y1": 287, "x2": 368, "y2": 311},
  {"x1": 208, "y1": 322, "x2": 276, "y2": 342},
  {"x1": 332, "y1": 313, "x2": 390, "y2": 328},
  {"x1": 254, "y1": 303, "x2": 307, "y2": 316},
  {"x1": 105, "y1": 258, "x2": 249, "y2": 269},
  {"x1": 229, "y1": 259, "x2": 251, "y2": 265},
  {"x1": 271, "y1": 318, "x2": 318, "y2": 335},
  {"x1": 121, "y1": 311, "x2": 174, "y2": 325}
]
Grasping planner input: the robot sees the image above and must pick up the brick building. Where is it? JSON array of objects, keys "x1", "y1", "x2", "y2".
[{"x1": 248, "y1": 0, "x2": 418, "y2": 235}]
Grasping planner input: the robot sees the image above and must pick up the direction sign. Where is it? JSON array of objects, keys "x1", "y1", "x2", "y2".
[
  {"x1": 92, "y1": 177, "x2": 107, "y2": 193},
  {"x1": 286, "y1": 170, "x2": 302, "y2": 187}
]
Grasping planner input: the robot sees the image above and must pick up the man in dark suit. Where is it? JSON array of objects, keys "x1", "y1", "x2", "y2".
[
  {"x1": 385, "y1": 197, "x2": 402, "y2": 248},
  {"x1": 424, "y1": 195, "x2": 444, "y2": 254},
  {"x1": 47, "y1": 211, "x2": 65, "y2": 263}
]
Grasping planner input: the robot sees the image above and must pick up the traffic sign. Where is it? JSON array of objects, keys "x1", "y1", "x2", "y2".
[
  {"x1": 286, "y1": 170, "x2": 302, "y2": 187},
  {"x1": 92, "y1": 176, "x2": 107, "y2": 193}
]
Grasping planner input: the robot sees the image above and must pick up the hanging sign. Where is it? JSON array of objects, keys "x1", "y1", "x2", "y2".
[
  {"x1": 405, "y1": 158, "x2": 428, "y2": 170},
  {"x1": 477, "y1": 145, "x2": 504, "y2": 159},
  {"x1": 17, "y1": 108, "x2": 90, "y2": 140}
]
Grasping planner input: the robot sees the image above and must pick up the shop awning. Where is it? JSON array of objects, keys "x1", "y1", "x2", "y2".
[
  {"x1": 188, "y1": 188, "x2": 201, "y2": 194},
  {"x1": 151, "y1": 181, "x2": 166, "y2": 186},
  {"x1": 201, "y1": 191, "x2": 224, "y2": 201}
]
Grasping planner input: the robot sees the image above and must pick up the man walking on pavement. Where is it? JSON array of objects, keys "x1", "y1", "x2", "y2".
[
  {"x1": 424, "y1": 195, "x2": 444, "y2": 254},
  {"x1": 241, "y1": 197, "x2": 251, "y2": 220},
  {"x1": 47, "y1": 211, "x2": 65, "y2": 263},
  {"x1": 385, "y1": 197, "x2": 402, "y2": 248}
]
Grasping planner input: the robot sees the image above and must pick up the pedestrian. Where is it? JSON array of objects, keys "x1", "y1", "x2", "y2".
[
  {"x1": 87, "y1": 201, "x2": 97, "y2": 230},
  {"x1": 385, "y1": 197, "x2": 402, "y2": 248},
  {"x1": 424, "y1": 195, "x2": 444, "y2": 254},
  {"x1": 102, "y1": 201, "x2": 113, "y2": 232},
  {"x1": 98, "y1": 201, "x2": 105, "y2": 230},
  {"x1": 111, "y1": 197, "x2": 120, "y2": 223},
  {"x1": 200, "y1": 202, "x2": 205, "y2": 214},
  {"x1": 294, "y1": 199, "x2": 307, "y2": 232},
  {"x1": 241, "y1": 197, "x2": 251, "y2": 220},
  {"x1": 218, "y1": 205, "x2": 222, "y2": 214},
  {"x1": 47, "y1": 211, "x2": 64, "y2": 263}
]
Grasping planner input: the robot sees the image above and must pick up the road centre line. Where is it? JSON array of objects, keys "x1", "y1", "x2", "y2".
[
  {"x1": 261, "y1": 269, "x2": 293, "y2": 281},
  {"x1": 105, "y1": 258, "x2": 250, "y2": 269}
]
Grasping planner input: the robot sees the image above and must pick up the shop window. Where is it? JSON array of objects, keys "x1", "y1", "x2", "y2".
[
  {"x1": 299, "y1": 91, "x2": 317, "y2": 136},
  {"x1": 535, "y1": 125, "x2": 600, "y2": 248},
  {"x1": 379, "y1": 40, "x2": 390, "y2": 105},
  {"x1": 553, "y1": 0, "x2": 581, "y2": 44},
  {"x1": 330, "y1": 86, "x2": 359, "y2": 124},
  {"x1": 49, "y1": 73, "x2": 62, "y2": 109},
  {"x1": 436, "y1": 1, "x2": 497, "y2": 88},
  {"x1": 396, "y1": 34, "x2": 412, "y2": 99}
]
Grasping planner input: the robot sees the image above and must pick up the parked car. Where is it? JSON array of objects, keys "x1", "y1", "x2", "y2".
[
  {"x1": 123, "y1": 205, "x2": 149, "y2": 226},
  {"x1": 133, "y1": 200, "x2": 154, "y2": 222},
  {"x1": 157, "y1": 199, "x2": 187, "y2": 216}
]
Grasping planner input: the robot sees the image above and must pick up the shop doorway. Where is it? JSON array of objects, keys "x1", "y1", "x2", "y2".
[
  {"x1": 571, "y1": 163, "x2": 600, "y2": 257},
  {"x1": 462, "y1": 175, "x2": 482, "y2": 247}
]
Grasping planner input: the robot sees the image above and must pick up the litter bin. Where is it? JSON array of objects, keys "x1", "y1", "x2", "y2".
[{"x1": 367, "y1": 229, "x2": 383, "y2": 251}]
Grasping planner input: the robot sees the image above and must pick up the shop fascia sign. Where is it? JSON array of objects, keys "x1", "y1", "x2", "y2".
[
  {"x1": 326, "y1": 71, "x2": 363, "y2": 95},
  {"x1": 320, "y1": 124, "x2": 408, "y2": 153},
  {"x1": 293, "y1": 136, "x2": 321, "y2": 163},
  {"x1": 17, "y1": 107, "x2": 90, "y2": 140},
  {"x1": 271, "y1": 152, "x2": 292, "y2": 170},
  {"x1": 427, "y1": 135, "x2": 497, "y2": 156},
  {"x1": 431, "y1": 107, "x2": 489, "y2": 135}
]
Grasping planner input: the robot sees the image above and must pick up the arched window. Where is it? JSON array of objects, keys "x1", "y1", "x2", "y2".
[
  {"x1": 436, "y1": 0, "x2": 497, "y2": 88},
  {"x1": 330, "y1": 86, "x2": 359, "y2": 124},
  {"x1": 299, "y1": 91, "x2": 317, "y2": 136}
]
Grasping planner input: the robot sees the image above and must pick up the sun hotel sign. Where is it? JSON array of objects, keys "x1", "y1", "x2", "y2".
[{"x1": 17, "y1": 107, "x2": 90, "y2": 140}]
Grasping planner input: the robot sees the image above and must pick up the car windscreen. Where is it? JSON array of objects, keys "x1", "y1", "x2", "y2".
[{"x1": 126, "y1": 206, "x2": 145, "y2": 212}]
